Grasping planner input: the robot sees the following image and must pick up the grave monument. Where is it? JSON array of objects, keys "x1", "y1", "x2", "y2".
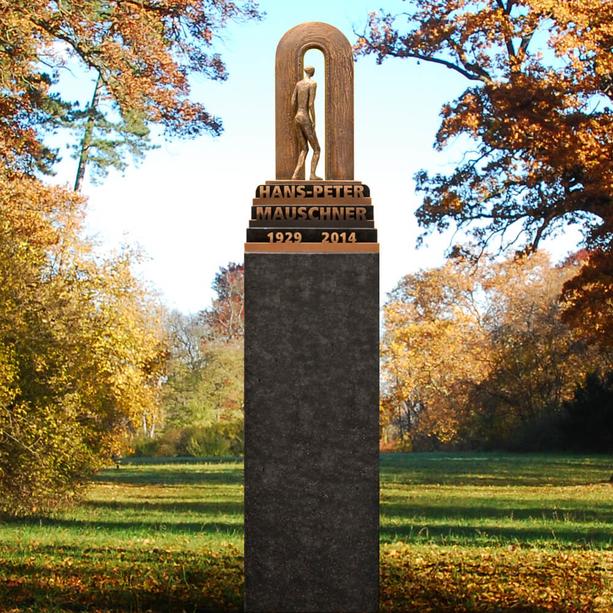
[{"x1": 244, "y1": 22, "x2": 379, "y2": 613}]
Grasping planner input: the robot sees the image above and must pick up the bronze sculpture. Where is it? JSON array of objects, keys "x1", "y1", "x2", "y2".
[
  {"x1": 275, "y1": 22, "x2": 354, "y2": 180},
  {"x1": 291, "y1": 66, "x2": 322, "y2": 180}
]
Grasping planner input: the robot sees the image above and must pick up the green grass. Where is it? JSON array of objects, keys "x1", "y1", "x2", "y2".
[
  {"x1": 380, "y1": 453, "x2": 613, "y2": 549},
  {"x1": 0, "y1": 453, "x2": 611, "y2": 611}
]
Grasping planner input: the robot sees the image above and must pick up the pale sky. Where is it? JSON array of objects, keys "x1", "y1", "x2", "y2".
[{"x1": 50, "y1": 0, "x2": 582, "y2": 314}]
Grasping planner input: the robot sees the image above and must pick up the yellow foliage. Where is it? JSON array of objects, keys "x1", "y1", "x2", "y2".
[{"x1": 0, "y1": 170, "x2": 167, "y2": 515}]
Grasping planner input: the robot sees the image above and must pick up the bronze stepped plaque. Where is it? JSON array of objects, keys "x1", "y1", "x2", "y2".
[{"x1": 246, "y1": 181, "x2": 379, "y2": 253}]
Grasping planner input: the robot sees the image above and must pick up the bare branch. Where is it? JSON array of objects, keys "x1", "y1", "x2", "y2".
[
  {"x1": 387, "y1": 46, "x2": 489, "y2": 82},
  {"x1": 446, "y1": 38, "x2": 494, "y2": 82},
  {"x1": 0, "y1": 429, "x2": 42, "y2": 458}
]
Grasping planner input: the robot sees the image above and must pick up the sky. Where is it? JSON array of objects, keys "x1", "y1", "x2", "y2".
[{"x1": 50, "y1": 0, "x2": 582, "y2": 314}]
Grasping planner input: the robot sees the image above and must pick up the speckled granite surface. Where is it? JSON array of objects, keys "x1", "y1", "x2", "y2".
[{"x1": 244, "y1": 253, "x2": 379, "y2": 613}]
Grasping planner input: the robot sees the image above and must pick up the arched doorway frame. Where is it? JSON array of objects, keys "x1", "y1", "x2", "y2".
[{"x1": 275, "y1": 22, "x2": 354, "y2": 180}]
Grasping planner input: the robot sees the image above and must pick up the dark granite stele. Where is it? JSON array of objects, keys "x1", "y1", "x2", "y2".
[{"x1": 244, "y1": 252, "x2": 380, "y2": 613}]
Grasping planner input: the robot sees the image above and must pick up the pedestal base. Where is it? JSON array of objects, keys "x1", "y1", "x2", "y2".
[{"x1": 244, "y1": 253, "x2": 379, "y2": 613}]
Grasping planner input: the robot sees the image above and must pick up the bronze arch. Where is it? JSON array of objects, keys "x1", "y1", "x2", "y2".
[{"x1": 275, "y1": 22, "x2": 354, "y2": 180}]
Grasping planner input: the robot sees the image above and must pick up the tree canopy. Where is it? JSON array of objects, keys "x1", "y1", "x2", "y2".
[
  {"x1": 1, "y1": 0, "x2": 262, "y2": 187},
  {"x1": 356, "y1": 0, "x2": 612, "y2": 343}
]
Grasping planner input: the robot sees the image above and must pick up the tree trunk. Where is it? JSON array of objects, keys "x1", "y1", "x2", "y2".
[{"x1": 74, "y1": 72, "x2": 103, "y2": 192}]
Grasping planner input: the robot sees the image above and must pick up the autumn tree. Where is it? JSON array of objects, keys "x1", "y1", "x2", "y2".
[
  {"x1": 465, "y1": 253, "x2": 608, "y2": 449},
  {"x1": 201, "y1": 263, "x2": 245, "y2": 342},
  {"x1": 560, "y1": 250, "x2": 613, "y2": 349},
  {"x1": 381, "y1": 257, "x2": 490, "y2": 449},
  {"x1": 0, "y1": 174, "x2": 167, "y2": 515},
  {"x1": 0, "y1": 2, "x2": 261, "y2": 509},
  {"x1": 162, "y1": 308, "x2": 242, "y2": 430},
  {"x1": 382, "y1": 252, "x2": 609, "y2": 450},
  {"x1": 0, "y1": 0, "x2": 262, "y2": 189},
  {"x1": 167, "y1": 310, "x2": 208, "y2": 373},
  {"x1": 356, "y1": 0, "x2": 612, "y2": 343}
]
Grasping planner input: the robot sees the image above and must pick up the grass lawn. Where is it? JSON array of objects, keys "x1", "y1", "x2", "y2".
[{"x1": 0, "y1": 453, "x2": 611, "y2": 611}]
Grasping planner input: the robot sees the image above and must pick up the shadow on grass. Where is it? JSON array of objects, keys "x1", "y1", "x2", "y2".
[
  {"x1": 380, "y1": 518, "x2": 613, "y2": 547},
  {"x1": 380, "y1": 453, "x2": 613, "y2": 487},
  {"x1": 382, "y1": 500, "x2": 613, "y2": 523},
  {"x1": 96, "y1": 453, "x2": 612, "y2": 488},
  {"x1": 93, "y1": 466, "x2": 244, "y2": 487},
  {"x1": 82, "y1": 499, "x2": 243, "y2": 516},
  {"x1": 3, "y1": 515, "x2": 242, "y2": 535}
]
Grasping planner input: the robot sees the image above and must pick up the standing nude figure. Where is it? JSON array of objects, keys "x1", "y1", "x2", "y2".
[{"x1": 291, "y1": 66, "x2": 322, "y2": 180}]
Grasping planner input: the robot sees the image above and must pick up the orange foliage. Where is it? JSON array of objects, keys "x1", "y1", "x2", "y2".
[
  {"x1": 561, "y1": 249, "x2": 613, "y2": 349},
  {"x1": 357, "y1": 1, "x2": 612, "y2": 344},
  {"x1": 0, "y1": 169, "x2": 167, "y2": 514},
  {"x1": 0, "y1": 0, "x2": 261, "y2": 176}
]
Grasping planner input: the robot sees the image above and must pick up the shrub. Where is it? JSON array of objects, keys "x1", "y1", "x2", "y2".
[
  {"x1": 183, "y1": 421, "x2": 243, "y2": 457},
  {"x1": 131, "y1": 421, "x2": 244, "y2": 458}
]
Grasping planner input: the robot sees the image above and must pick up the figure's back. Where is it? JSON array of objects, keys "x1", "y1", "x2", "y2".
[{"x1": 294, "y1": 79, "x2": 314, "y2": 114}]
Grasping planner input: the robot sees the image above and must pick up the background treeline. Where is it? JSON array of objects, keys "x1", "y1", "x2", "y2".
[
  {"x1": 381, "y1": 252, "x2": 612, "y2": 452},
  {"x1": 142, "y1": 250, "x2": 612, "y2": 459},
  {"x1": 134, "y1": 264, "x2": 245, "y2": 458}
]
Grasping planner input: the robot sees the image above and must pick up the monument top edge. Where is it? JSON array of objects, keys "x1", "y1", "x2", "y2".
[
  {"x1": 281, "y1": 21, "x2": 346, "y2": 33},
  {"x1": 264, "y1": 180, "x2": 363, "y2": 185}
]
